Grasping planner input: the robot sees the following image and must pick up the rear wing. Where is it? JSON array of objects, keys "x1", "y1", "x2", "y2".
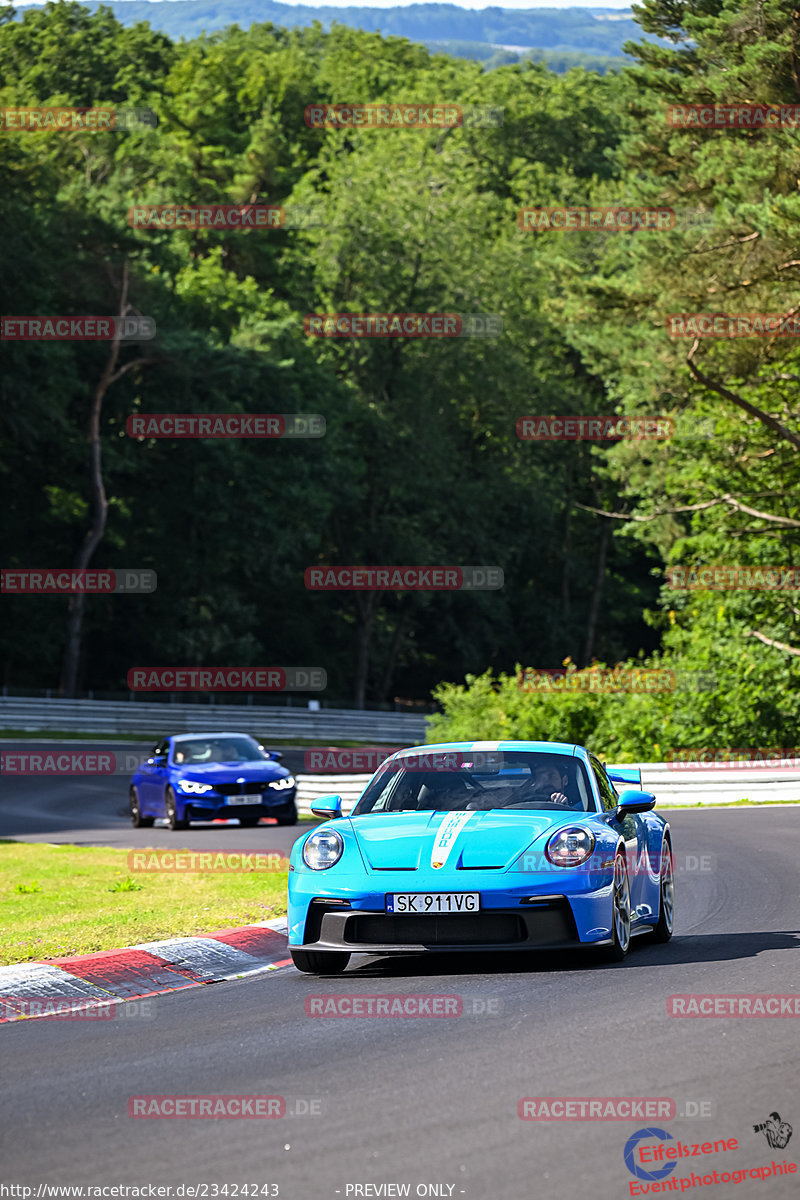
[{"x1": 605, "y1": 765, "x2": 642, "y2": 789}]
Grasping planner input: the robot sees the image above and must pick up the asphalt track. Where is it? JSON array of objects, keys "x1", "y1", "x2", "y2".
[{"x1": 1, "y1": 750, "x2": 799, "y2": 1199}]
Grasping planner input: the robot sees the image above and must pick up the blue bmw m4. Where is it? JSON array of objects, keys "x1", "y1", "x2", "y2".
[
  {"x1": 288, "y1": 740, "x2": 674, "y2": 973},
  {"x1": 129, "y1": 732, "x2": 297, "y2": 830}
]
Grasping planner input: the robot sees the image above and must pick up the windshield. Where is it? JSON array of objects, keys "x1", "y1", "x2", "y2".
[
  {"x1": 351, "y1": 750, "x2": 596, "y2": 814},
  {"x1": 171, "y1": 736, "x2": 270, "y2": 765}
]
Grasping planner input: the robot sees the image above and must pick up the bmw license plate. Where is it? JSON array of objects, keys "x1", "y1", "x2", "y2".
[
  {"x1": 226, "y1": 795, "x2": 261, "y2": 806},
  {"x1": 386, "y1": 893, "x2": 480, "y2": 914}
]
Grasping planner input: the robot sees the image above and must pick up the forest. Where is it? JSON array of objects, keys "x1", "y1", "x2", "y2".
[{"x1": 1, "y1": 0, "x2": 799, "y2": 756}]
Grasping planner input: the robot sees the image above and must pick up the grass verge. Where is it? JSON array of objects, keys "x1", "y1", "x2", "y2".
[{"x1": 0, "y1": 840, "x2": 287, "y2": 966}]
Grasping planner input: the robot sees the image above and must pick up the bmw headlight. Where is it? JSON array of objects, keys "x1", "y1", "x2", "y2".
[
  {"x1": 545, "y1": 827, "x2": 595, "y2": 867},
  {"x1": 178, "y1": 781, "x2": 214, "y2": 794},
  {"x1": 268, "y1": 776, "x2": 295, "y2": 791},
  {"x1": 302, "y1": 829, "x2": 344, "y2": 870}
]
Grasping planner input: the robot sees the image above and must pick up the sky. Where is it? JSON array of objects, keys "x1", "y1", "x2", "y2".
[
  {"x1": 24, "y1": 0, "x2": 638, "y2": 8},
  {"x1": 272, "y1": 1, "x2": 636, "y2": 8},
  {"x1": 20, "y1": 0, "x2": 638, "y2": 13}
]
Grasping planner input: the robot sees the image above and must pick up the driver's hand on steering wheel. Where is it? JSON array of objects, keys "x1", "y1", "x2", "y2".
[{"x1": 517, "y1": 783, "x2": 573, "y2": 806}]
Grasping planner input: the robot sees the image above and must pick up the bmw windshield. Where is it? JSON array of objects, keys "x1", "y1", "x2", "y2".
[
  {"x1": 352, "y1": 750, "x2": 597, "y2": 814},
  {"x1": 171, "y1": 736, "x2": 270, "y2": 765}
]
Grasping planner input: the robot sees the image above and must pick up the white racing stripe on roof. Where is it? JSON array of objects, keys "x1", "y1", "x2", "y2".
[{"x1": 470, "y1": 741, "x2": 501, "y2": 751}]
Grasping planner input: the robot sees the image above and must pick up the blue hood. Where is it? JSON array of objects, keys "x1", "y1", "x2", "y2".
[
  {"x1": 350, "y1": 809, "x2": 587, "y2": 872},
  {"x1": 176, "y1": 761, "x2": 288, "y2": 785}
]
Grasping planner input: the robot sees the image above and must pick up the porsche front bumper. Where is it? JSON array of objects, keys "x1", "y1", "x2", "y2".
[{"x1": 295, "y1": 895, "x2": 583, "y2": 954}]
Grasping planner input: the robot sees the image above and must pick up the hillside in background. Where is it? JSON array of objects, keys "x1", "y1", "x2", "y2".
[
  {"x1": 3, "y1": 0, "x2": 798, "y2": 751},
  {"x1": 13, "y1": 1, "x2": 655, "y2": 67}
]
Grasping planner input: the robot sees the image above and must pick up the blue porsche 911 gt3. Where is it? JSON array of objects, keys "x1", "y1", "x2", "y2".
[
  {"x1": 288, "y1": 740, "x2": 673, "y2": 972},
  {"x1": 129, "y1": 732, "x2": 297, "y2": 829}
]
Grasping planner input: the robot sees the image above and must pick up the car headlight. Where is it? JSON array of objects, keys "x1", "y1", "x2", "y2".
[
  {"x1": 302, "y1": 829, "x2": 344, "y2": 870},
  {"x1": 178, "y1": 781, "x2": 214, "y2": 794},
  {"x1": 545, "y1": 827, "x2": 595, "y2": 867},
  {"x1": 268, "y1": 776, "x2": 295, "y2": 791}
]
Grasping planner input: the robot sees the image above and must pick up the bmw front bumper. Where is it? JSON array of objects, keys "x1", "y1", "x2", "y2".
[{"x1": 183, "y1": 791, "x2": 297, "y2": 820}]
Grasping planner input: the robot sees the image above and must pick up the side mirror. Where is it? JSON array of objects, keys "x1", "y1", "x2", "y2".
[
  {"x1": 310, "y1": 794, "x2": 343, "y2": 819},
  {"x1": 615, "y1": 789, "x2": 656, "y2": 816},
  {"x1": 263, "y1": 749, "x2": 283, "y2": 761}
]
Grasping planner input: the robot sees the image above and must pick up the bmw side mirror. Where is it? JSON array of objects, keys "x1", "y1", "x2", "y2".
[
  {"x1": 615, "y1": 789, "x2": 656, "y2": 816},
  {"x1": 310, "y1": 795, "x2": 343, "y2": 819}
]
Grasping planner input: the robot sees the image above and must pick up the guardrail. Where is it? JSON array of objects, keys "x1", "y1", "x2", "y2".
[
  {"x1": 637, "y1": 763, "x2": 800, "y2": 806},
  {"x1": 0, "y1": 696, "x2": 428, "y2": 743},
  {"x1": 294, "y1": 761, "x2": 800, "y2": 814}
]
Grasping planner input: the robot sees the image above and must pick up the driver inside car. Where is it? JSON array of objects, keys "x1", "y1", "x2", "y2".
[
  {"x1": 525, "y1": 762, "x2": 571, "y2": 805},
  {"x1": 464, "y1": 762, "x2": 573, "y2": 809},
  {"x1": 184, "y1": 741, "x2": 213, "y2": 764}
]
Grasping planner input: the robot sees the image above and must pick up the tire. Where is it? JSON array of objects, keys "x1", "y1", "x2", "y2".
[
  {"x1": 129, "y1": 787, "x2": 154, "y2": 828},
  {"x1": 651, "y1": 839, "x2": 675, "y2": 942},
  {"x1": 276, "y1": 814, "x2": 298, "y2": 826},
  {"x1": 604, "y1": 850, "x2": 632, "y2": 962},
  {"x1": 291, "y1": 950, "x2": 350, "y2": 974},
  {"x1": 165, "y1": 787, "x2": 189, "y2": 831}
]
